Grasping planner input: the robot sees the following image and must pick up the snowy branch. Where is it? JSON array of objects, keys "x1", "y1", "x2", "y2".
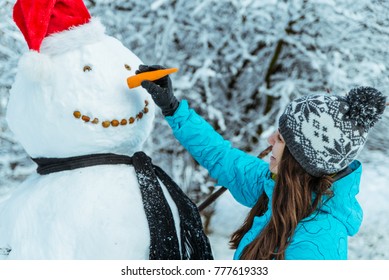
[{"x1": 1, "y1": 0, "x2": 388, "y2": 202}]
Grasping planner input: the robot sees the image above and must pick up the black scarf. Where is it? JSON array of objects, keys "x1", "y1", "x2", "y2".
[{"x1": 32, "y1": 152, "x2": 213, "y2": 260}]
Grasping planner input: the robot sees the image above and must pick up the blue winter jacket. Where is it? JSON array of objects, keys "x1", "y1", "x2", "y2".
[{"x1": 166, "y1": 100, "x2": 363, "y2": 260}]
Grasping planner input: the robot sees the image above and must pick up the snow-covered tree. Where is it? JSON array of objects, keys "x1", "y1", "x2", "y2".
[
  {"x1": 1, "y1": 0, "x2": 388, "y2": 210},
  {"x1": 0, "y1": 0, "x2": 35, "y2": 197}
]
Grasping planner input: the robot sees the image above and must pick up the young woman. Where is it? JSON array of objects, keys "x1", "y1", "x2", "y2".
[{"x1": 137, "y1": 65, "x2": 387, "y2": 260}]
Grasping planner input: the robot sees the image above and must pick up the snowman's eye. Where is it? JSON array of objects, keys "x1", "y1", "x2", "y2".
[
  {"x1": 124, "y1": 64, "x2": 131, "y2": 71},
  {"x1": 83, "y1": 65, "x2": 92, "y2": 72}
]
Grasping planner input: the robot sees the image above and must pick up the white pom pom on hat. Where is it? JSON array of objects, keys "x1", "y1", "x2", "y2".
[{"x1": 17, "y1": 51, "x2": 53, "y2": 82}]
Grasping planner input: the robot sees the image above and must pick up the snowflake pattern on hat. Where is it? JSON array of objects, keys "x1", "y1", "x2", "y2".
[{"x1": 279, "y1": 87, "x2": 386, "y2": 177}]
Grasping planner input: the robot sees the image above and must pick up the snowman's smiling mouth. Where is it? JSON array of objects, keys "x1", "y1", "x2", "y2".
[{"x1": 72, "y1": 99, "x2": 149, "y2": 128}]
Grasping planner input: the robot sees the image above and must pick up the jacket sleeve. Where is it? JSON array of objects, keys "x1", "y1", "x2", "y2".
[{"x1": 165, "y1": 100, "x2": 272, "y2": 207}]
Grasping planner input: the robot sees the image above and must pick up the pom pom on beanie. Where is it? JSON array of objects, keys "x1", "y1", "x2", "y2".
[
  {"x1": 345, "y1": 86, "x2": 386, "y2": 131},
  {"x1": 279, "y1": 86, "x2": 386, "y2": 177}
]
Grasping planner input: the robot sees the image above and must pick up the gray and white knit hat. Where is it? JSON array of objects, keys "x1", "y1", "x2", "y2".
[{"x1": 279, "y1": 86, "x2": 386, "y2": 177}]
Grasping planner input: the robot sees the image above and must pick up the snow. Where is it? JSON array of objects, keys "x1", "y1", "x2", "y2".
[{"x1": 1, "y1": 0, "x2": 389, "y2": 260}]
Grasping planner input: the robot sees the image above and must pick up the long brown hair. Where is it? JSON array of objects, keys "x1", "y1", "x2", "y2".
[{"x1": 230, "y1": 146, "x2": 334, "y2": 259}]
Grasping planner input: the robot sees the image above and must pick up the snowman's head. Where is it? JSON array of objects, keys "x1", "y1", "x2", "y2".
[{"x1": 7, "y1": 19, "x2": 156, "y2": 158}]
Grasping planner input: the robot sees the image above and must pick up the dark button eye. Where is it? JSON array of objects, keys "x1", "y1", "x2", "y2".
[
  {"x1": 83, "y1": 65, "x2": 92, "y2": 72},
  {"x1": 124, "y1": 64, "x2": 131, "y2": 71}
]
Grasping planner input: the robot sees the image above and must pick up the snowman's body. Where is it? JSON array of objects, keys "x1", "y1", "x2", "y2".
[
  {"x1": 0, "y1": 165, "x2": 180, "y2": 259},
  {"x1": 0, "y1": 19, "x2": 183, "y2": 259}
]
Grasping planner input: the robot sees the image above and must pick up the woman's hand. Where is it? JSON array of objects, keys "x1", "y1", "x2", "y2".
[{"x1": 137, "y1": 65, "x2": 179, "y2": 116}]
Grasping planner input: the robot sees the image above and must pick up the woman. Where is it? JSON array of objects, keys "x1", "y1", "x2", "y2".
[{"x1": 138, "y1": 65, "x2": 387, "y2": 260}]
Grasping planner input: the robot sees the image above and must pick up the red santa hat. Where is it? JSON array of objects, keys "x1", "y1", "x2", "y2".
[{"x1": 13, "y1": 0, "x2": 103, "y2": 53}]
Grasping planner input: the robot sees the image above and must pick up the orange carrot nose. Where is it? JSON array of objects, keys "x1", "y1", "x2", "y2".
[{"x1": 127, "y1": 68, "x2": 179, "y2": 89}]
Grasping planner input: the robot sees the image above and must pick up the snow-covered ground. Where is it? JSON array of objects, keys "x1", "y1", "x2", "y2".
[{"x1": 206, "y1": 148, "x2": 389, "y2": 260}]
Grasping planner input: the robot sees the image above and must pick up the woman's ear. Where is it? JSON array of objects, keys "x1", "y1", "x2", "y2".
[{"x1": 17, "y1": 51, "x2": 53, "y2": 83}]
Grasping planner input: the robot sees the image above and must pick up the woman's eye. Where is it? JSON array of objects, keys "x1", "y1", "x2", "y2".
[
  {"x1": 124, "y1": 64, "x2": 131, "y2": 71},
  {"x1": 83, "y1": 65, "x2": 92, "y2": 72}
]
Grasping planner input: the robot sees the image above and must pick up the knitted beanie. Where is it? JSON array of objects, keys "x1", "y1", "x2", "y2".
[{"x1": 278, "y1": 86, "x2": 386, "y2": 177}]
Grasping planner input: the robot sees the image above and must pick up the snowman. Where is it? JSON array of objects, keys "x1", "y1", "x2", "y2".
[{"x1": 0, "y1": 0, "x2": 212, "y2": 260}]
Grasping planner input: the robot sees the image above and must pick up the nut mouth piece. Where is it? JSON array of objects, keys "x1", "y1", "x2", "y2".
[{"x1": 73, "y1": 100, "x2": 149, "y2": 128}]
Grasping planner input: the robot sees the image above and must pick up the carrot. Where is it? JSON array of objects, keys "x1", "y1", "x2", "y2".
[{"x1": 127, "y1": 68, "x2": 179, "y2": 89}]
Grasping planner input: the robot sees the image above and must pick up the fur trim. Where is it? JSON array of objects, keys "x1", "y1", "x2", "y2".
[
  {"x1": 40, "y1": 18, "x2": 106, "y2": 55},
  {"x1": 18, "y1": 51, "x2": 53, "y2": 82}
]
